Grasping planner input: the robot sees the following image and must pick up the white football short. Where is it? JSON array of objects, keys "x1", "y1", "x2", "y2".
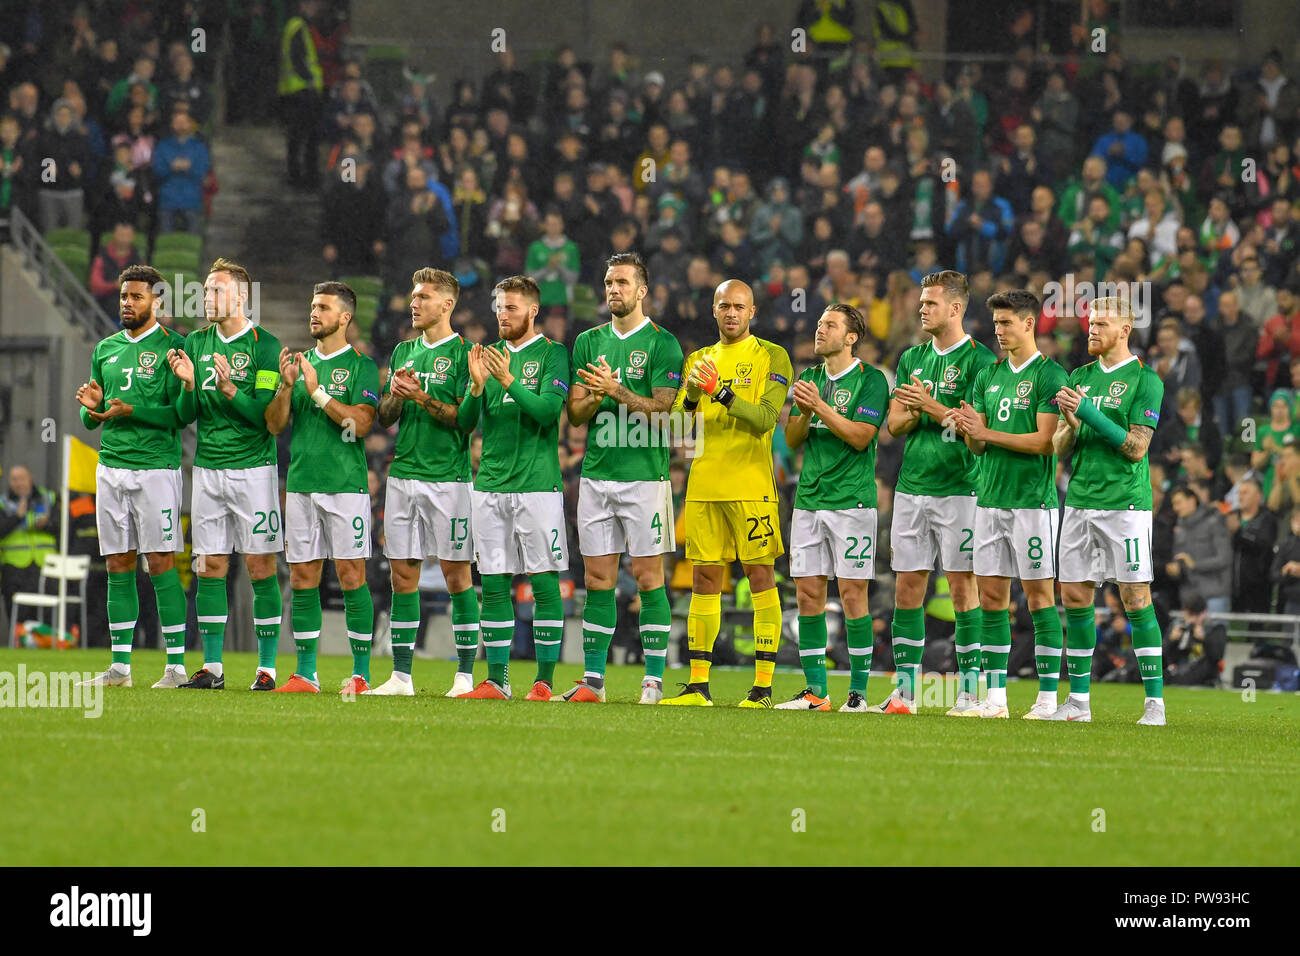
[
  {"x1": 285, "y1": 491, "x2": 372, "y2": 562},
  {"x1": 95, "y1": 465, "x2": 184, "y2": 555},
  {"x1": 890, "y1": 492, "x2": 977, "y2": 573},
  {"x1": 192, "y1": 464, "x2": 284, "y2": 555},
  {"x1": 384, "y1": 477, "x2": 473, "y2": 562},
  {"x1": 577, "y1": 477, "x2": 675, "y2": 557},
  {"x1": 1057, "y1": 506, "x2": 1153, "y2": 584},
  {"x1": 471, "y1": 490, "x2": 567, "y2": 575},
  {"x1": 972, "y1": 506, "x2": 1058, "y2": 580},
  {"x1": 790, "y1": 507, "x2": 878, "y2": 580}
]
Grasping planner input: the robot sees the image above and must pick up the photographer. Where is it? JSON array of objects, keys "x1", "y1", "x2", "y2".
[{"x1": 1164, "y1": 592, "x2": 1226, "y2": 686}]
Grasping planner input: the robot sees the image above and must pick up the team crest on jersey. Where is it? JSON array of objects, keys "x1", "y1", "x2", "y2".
[
  {"x1": 943, "y1": 365, "x2": 960, "y2": 384},
  {"x1": 630, "y1": 350, "x2": 647, "y2": 369},
  {"x1": 231, "y1": 352, "x2": 250, "y2": 370},
  {"x1": 833, "y1": 388, "x2": 851, "y2": 409},
  {"x1": 138, "y1": 351, "x2": 157, "y2": 369},
  {"x1": 1016, "y1": 380, "x2": 1033, "y2": 399},
  {"x1": 1109, "y1": 381, "x2": 1128, "y2": 398},
  {"x1": 522, "y1": 360, "x2": 540, "y2": 379},
  {"x1": 434, "y1": 356, "x2": 452, "y2": 374},
  {"x1": 731, "y1": 361, "x2": 753, "y2": 386},
  {"x1": 331, "y1": 367, "x2": 350, "y2": 385}
]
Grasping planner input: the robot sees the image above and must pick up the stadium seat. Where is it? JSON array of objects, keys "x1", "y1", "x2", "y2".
[
  {"x1": 572, "y1": 283, "x2": 599, "y2": 323},
  {"x1": 153, "y1": 250, "x2": 203, "y2": 276},
  {"x1": 153, "y1": 233, "x2": 204, "y2": 257},
  {"x1": 45, "y1": 227, "x2": 91, "y2": 250},
  {"x1": 353, "y1": 294, "x2": 379, "y2": 337},
  {"x1": 98, "y1": 232, "x2": 147, "y2": 261},
  {"x1": 339, "y1": 275, "x2": 383, "y2": 298},
  {"x1": 53, "y1": 245, "x2": 90, "y2": 282}
]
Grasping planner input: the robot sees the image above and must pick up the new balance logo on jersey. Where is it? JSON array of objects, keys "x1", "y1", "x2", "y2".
[
  {"x1": 106, "y1": 356, "x2": 118, "y2": 363},
  {"x1": 989, "y1": 384, "x2": 1000, "y2": 392},
  {"x1": 200, "y1": 354, "x2": 212, "y2": 361}
]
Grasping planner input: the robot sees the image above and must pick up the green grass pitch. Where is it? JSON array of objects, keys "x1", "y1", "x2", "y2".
[{"x1": 2, "y1": 648, "x2": 1298, "y2": 866}]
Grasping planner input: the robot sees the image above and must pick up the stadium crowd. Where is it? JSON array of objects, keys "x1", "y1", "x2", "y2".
[{"x1": 6, "y1": 1, "x2": 1300, "y2": 685}]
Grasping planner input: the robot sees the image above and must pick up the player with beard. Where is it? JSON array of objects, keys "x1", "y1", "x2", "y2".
[
  {"x1": 166, "y1": 259, "x2": 286, "y2": 691},
  {"x1": 264, "y1": 282, "x2": 381, "y2": 695},
  {"x1": 77, "y1": 265, "x2": 189, "y2": 689},
  {"x1": 565, "y1": 252, "x2": 684, "y2": 703}
]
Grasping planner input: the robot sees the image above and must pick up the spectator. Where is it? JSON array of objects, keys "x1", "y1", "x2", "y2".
[
  {"x1": 1241, "y1": 50, "x2": 1300, "y2": 151},
  {"x1": 1005, "y1": 217, "x2": 1064, "y2": 277},
  {"x1": 386, "y1": 165, "x2": 452, "y2": 282},
  {"x1": 710, "y1": 218, "x2": 755, "y2": 281},
  {"x1": 945, "y1": 168, "x2": 1014, "y2": 274},
  {"x1": 1163, "y1": 592, "x2": 1225, "y2": 686},
  {"x1": 1181, "y1": 442, "x2": 1228, "y2": 500},
  {"x1": 105, "y1": 56, "x2": 157, "y2": 120},
  {"x1": 1057, "y1": 155, "x2": 1122, "y2": 231},
  {"x1": 0, "y1": 112, "x2": 32, "y2": 223},
  {"x1": 1198, "y1": 123, "x2": 1248, "y2": 216},
  {"x1": 1199, "y1": 194, "x2": 1240, "y2": 257},
  {"x1": 850, "y1": 199, "x2": 906, "y2": 281},
  {"x1": 92, "y1": 139, "x2": 150, "y2": 236},
  {"x1": 1168, "y1": 483, "x2": 1232, "y2": 613},
  {"x1": 485, "y1": 180, "x2": 539, "y2": 277},
  {"x1": 647, "y1": 226, "x2": 690, "y2": 293},
  {"x1": 158, "y1": 50, "x2": 210, "y2": 124},
  {"x1": 1181, "y1": 293, "x2": 1223, "y2": 408},
  {"x1": 451, "y1": 165, "x2": 491, "y2": 262},
  {"x1": 1128, "y1": 188, "x2": 1180, "y2": 263},
  {"x1": 1151, "y1": 318, "x2": 1202, "y2": 400},
  {"x1": 1229, "y1": 476, "x2": 1277, "y2": 613},
  {"x1": 525, "y1": 210, "x2": 579, "y2": 312},
  {"x1": 1090, "y1": 109, "x2": 1148, "y2": 189},
  {"x1": 1271, "y1": 509, "x2": 1300, "y2": 611},
  {"x1": 1256, "y1": 281, "x2": 1300, "y2": 390},
  {"x1": 1155, "y1": 389, "x2": 1222, "y2": 474},
  {"x1": 151, "y1": 108, "x2": 209, "y2": 233},
  {"x1": 1032, "y1": 72, "x2": 1079, "y2": 182},
  {"x1": 1066, "y1": 194, "x2": 1125, "y2": 281},
  {"x1": 89, "y1": 222, "x2": 139, "y2": 316},
  {"x1": 278, "y1": 0, "x2": 324, "y2": 189},
  {"x1": 1215, "y1": 290, "x2": 1258, "y2": 437},
  {"x1": 750, "y1": 176, "x2": 803, "y2": 270},
  {"x1": 1266, "y1": 438, "x2": 1300, "y2": 527},
  {"x1": 995, "y1": 123, "x2": 1049, "y2": 216},
  {"x1": 36, "y1": 98, "x2": 90, "y2": 233},
  {"x1": 322, "y1": 152, "x2": 386, "y2": 275},
  {"x1": 0, "y1": 465, "x2": 59, "y2": 624}
]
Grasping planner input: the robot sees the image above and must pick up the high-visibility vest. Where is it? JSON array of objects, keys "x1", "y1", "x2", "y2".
[
  {"x1": 808, "y1": 0, "x2": 854, "y2": 44},
  {"x1": 278, "y1": 16, "x2": 322, "y2": 96},
  {"x1": 0, "y1": 489, "x2": 57, "y2": 571},
  {"x1": 926, "y1": 574, "x2": 955, "y2": 623},
  {"x1": 874, "y1": 1, "x2": 916, "y2": 70}
]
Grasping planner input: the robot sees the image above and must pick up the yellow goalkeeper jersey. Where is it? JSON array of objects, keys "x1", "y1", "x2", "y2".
[{"x1": 675, "y1": 334, "x2": 793, "y2": 502}]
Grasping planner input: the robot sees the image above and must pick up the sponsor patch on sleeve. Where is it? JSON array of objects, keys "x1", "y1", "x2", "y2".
[
  {"x1": 666, "y1": 371, "x2": 681, "y2": 382},
  {"x1": 362, "y1": 389, "x2": 378, "y2": 403},
  {"x1": 1144, "y1": 409, "x2": 1159, "y2": 421},
  {"x1": 859, "y1": 405, "x2": 881, "y2": 418},
  {"x1": 769, "y1": 372, "x2": 788, "y2": 385},
  {"x1": 552, "y1": 378, "x2": 569, "y2": 392}
]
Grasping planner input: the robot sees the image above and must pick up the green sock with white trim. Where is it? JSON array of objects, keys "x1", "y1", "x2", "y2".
[
  {"x1": 581, "y1": 587, "x2": 616, "y2": 688},
  {"x1": 343, "y1": 583, "x2": 374, "y2": 682},
  {"x1": 450, "y1": 585, "x2": 480, "y2": 676},
  {"x1": 1129, "y1": 603, "x2": 1164, "y2": 699},
  {"x1": 389, "y1": 589, "x2": 420, "y2": 678},
  {"x1": 1032, "y1": 604, "x2": 1063, "y2": 693},
  {"x1": 954, "y1": 606, "x2": 982, "y2": 698},
  {"x1": 846, "y1": 614, "x2": 873, "y2": 695},
  {"x1": 891, "y1": 606, "x2": 925, "y2": 698},
  {"x1": 638, "y1": 586, "x2": 671, "y2": 682},
  {"x1": 980, "y1": 607, "x2": 1012, "y2": 704},
  {"x1": 797, "y1": 613, "x2": 828, "y2": 698},
  {"x1": 107, "y1": 570, "x2": 138, "y2": 670},
  {"x1": 150, "y1": 568, "x2": 187, "y2": 668},
  {"x1": 250, "y1": 573, "x2": 282, "y2": 676},
  {"x1": 291, "y1": 587, "x2": 321, "y2": 683},
  {"x1": 531, "y1": 572, "x2": 564, "y2": 687},
  {"x1": 195, "y1": 576, "x2": 226, "y2": 676},
  {"x1": 1064, "y1": 605, "x2": 1096, "y2": 697},
  {"x1": 481, "y1": 574, "x2": 514, "y2": 687}
]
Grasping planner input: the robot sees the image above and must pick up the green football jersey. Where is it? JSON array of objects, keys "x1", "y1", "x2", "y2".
[
  {"x1": 1063, "y1": 355, "x2": 1164, "y2": 511},
  {"x1": 790, "y1": 359, "x2": 890, "y2": 510},
  {"x1": 573, "y1": 317, "x2": 684, "y2": 482},
  {"x1": 286, "y1": 343, "x2": 380, "y2": 494},
  {"x1": 84, "y1": 322, "x2": 184, "y2": 470},
  {"x1": 970, "y1": 352, "x2": 1068, "y2": 509},
  {"x1": 384, "y1": 331, "x2": 471, "y2": 483},
  {"x1": 894, "y1": 335, "x2": 997, "y2": 497},
  {"x1": 183, "y1": 321, "x2": 282, "y2": 470},
  {"x1": 467, "y1": 334, "x2": 570, "y2": 493}
]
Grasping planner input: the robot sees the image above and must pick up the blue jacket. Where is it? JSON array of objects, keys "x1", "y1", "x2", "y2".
[
  {"x1": 1089, "y1": 130, "x2": 1148, "y2": 189},
  {"x1": 152, "y1": 135, "x2": 211, "y2": 212},
  {"x1": 945, "y1": 195, "x2": 1014, "y2": 274},
  {"x1": 427, "y1": 179, "x2": 460, "y2": 261}
]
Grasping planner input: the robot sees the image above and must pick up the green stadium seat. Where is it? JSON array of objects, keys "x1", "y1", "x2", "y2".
[
  {"x1": 339, "y1": 275, "x2": 383, "y2": 298},
  {"x1": 45, "y1": 227, "x2": 90, "y2": 250},
  {"x1": 54, "y1": 246, "x2": 90, "y2": 282},
  {"x1": 352, "y1": 294, "x2": 379, "y2": 338},
  {"x1": 153, "y1": 250, "x2": 203, "y2": 275},
  {"x1": 572, "y1": 283, "x2": 599, "y2": 323},
  {"x1": 153, "y1": 233, "x2": 204, "y2": 257}
]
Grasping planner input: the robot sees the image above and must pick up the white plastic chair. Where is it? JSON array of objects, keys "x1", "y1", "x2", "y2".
[{"x1": 9, "y1": 553, "x2": 91, "y2": 648}]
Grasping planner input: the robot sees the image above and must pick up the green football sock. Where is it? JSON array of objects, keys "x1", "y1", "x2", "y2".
[
  {"x1": 151, "y1": 567, "x2": 187, "y2": 667},
  {"x1": 389, "y1": 589, "x2": 420, "y2": 677},
  {"x1": 891, "y1": 606, "x2": 925, "y2": 698},
  {"x1": 980, "y1": 607, "x2": 1011, "y2": 691},
  {"x1": 481, "y1": 574, "x2": 514, "y2": 687},
  {"x1": 531, "y1": 572, "x2": 563, "y2": 687},
  {"x1": 1064, "y1": 604, "x2": 1097, "y2": 695},
  {"x1": 343, "y1": 583, "x2": 374, "y2": 682},
  {"x1": 291, "y1": 587, "x2": 322, "y2": 683},
  {"x1": 450, "y1": 585, "x2": 480, "y2": 676},
  {"x1": 1128, "y1": 603, "x2": 1164, "y2": 699},
  {"x1": 581, "y1": 587, "x2": 616, "y2": 686},
  {"x1": 797, "y1": 613, "x2": 828, "y2": 698},
  {"x1": 845, "y1": 614, "x2": 873, "y2": 695},
  {"x1": 250, "y1": 573, "x2": 282, "y2": 673},
  {"x1": 195, "y1": 575, "x2": 227, "y2": 670},
  {"x1": 638, "y1": 586, "x2": 671, "y2": 682},
  {"x1": 107, "y1": 570, "x2": 138, "y2": 668},
  {"x1": 1031, "y1": 604, "x2": 1063, "y2": 693},
  {"x1": 954, "y1": 606, "x2": 982, "y2": 698}
]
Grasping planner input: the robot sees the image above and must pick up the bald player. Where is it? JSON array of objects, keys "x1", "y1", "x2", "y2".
[{"x1": 662, "y1": 279, "x2": 794, "y2": 708}]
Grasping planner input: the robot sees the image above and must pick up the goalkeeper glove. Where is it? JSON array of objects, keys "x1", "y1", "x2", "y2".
[{"x1": 693, "y1": 359, "x2": 736, "y2": 408}]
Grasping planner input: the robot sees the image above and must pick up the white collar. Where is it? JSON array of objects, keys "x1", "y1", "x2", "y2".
[
  {"x1": 506, "y1": 332, "x2": 543, "y2": 353},
  {"x1": 122, "y1": 322, "x2": 161, "y2": 343},
  {"x1": 216, "y1": 319, "x2": 252, "y2": 344},
  {"x1": 611, "y1": 317, "x2": 650, "y2": 340},
  {"x1": 314, "y1": 342, "x2": 351, "y2": 360},
  {"x1": 825, "y1": 358, "x2": 861, "y2": 381},
  {"x1": 1007, "y1": 350, "x2": 1041, "y2": 373},
  {"x1": 1099, "y1": 354, "x2": 1138, "y2": 373},
  {"x1": 929, "y1": 334, "x2": 970, "y2": 356},
  {"x1": 420, "y1": 330, "x2": 458, "y2": 349}
]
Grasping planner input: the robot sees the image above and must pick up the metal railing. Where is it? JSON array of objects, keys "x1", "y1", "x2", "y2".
[
  {"x1": 1173, "y1": 610, "x2": 1300, "y2": 656},
  {"x1": 6, "y1": 206, "x2": 117, "y2": 341}
]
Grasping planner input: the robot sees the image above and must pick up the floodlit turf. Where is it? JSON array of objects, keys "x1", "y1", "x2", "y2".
[{"x1": 2, "y1": 648, "x2": 1298, "y2": 866}]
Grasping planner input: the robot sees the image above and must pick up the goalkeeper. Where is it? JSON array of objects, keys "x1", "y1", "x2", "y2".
[{"x1": 661, "y1": 279, "x2": 793, "y2": 708}]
